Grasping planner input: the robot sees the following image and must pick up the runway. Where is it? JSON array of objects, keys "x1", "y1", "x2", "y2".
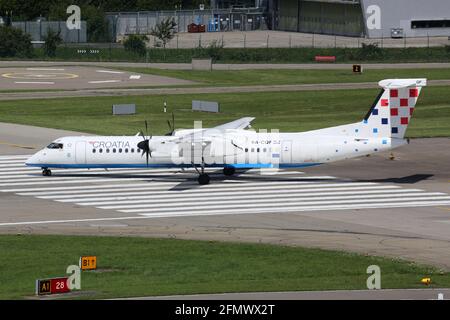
[
  {"x1": 0, "y1": 122, "x2": 450, "y2": 269},
  {"x1": 1, "y1": 154, "x2": 450, "y2": 224},
  {"x1": 0, "y1": 66, "x2": 194, "y2": 91},
  {"x1": 124, "y1": 288, "x2": 450, "y2": 300}
]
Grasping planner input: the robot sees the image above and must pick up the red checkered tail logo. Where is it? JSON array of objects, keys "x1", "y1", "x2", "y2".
[{"x1": 361, "y1": 79, "x2": 426, "y2": 139}]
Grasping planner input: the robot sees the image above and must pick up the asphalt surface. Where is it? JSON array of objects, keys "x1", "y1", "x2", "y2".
[
  {"x1": 0, "y1": 122, "x2": 92, "y2": 155},
  {"x1": 0, "y1": 123, "x2": 449, "y2": 272},
  {"x1": 0, "y1": 62, "x2": 449, "y2": 100},
  {"x1": 0, "y1": 79, "x2": 449, "y2": 101},
  {"x1": 0, "y1": 66, "x2": 193, "y2": 91},
  {"x1": 126, "y1": 288, "x2": 450, "y2": 300}
]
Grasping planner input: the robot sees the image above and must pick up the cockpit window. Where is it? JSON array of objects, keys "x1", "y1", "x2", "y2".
[{"x1": 47, "y1": 143, "x2": 63, "y2": 149}]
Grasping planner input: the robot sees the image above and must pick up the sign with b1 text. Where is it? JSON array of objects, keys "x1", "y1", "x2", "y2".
[{"x1": 79, "y1": 256, "x2": 97, "y2": 270}]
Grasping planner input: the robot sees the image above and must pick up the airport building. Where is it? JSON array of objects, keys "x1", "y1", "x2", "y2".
[{"x1": 274, "y1": 0, "x2": 450, "y2": 38}]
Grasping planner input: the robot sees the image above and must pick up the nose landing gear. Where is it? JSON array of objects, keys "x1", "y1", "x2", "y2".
[
  {"x1": 42, "y1": 168, "x2": 52, "y2": 176},
  {"x1": 192, "y1": 157, "x2": 210, "y2": 185}
]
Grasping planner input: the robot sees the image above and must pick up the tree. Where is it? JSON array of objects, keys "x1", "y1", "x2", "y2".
[
  {"x1": 42, "y1": 28, "x2": 62, "y2": 57},
  {"x1": 150, "y1": 17, "x2": 177, "y2": 49},
  {"x1": 123, "y1": 34, "x2": 148, "y2": 56},
  {"x1": 0, "y1": 25, "x2": 33, "y2": 57}
]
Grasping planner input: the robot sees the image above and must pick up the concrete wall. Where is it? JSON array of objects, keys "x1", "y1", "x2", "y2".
[{"x1": 360, "y1": 0, "x2": 450, "y2": 38}]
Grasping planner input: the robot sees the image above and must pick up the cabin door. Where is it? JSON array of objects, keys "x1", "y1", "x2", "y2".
[
  {"x1": 75, "y1": 142, "x2": 86, "y2": 164},
  {"x1": 281, "y1": 140, "x2": 292, "y2": 164}
]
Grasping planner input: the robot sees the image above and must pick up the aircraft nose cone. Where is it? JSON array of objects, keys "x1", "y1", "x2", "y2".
[{"x1": 25, "y1": 153, "x2": 40, "y2": 166}]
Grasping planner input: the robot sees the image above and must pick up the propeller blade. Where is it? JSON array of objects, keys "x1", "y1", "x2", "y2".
[
  {"x1": 165, "y1": 113, "x2": 176, "y2": 136},
  {"x1": 172, "y1": 112, "x2": 175, "y2": 131}
]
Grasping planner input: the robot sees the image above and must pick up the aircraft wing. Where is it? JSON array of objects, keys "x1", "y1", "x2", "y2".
[
  {"x1": 171, "y1": 117, "x2": 255, "y2": 143},
  {"x1": 212, "y1": 117, "x2": 255, "y2": 131}
]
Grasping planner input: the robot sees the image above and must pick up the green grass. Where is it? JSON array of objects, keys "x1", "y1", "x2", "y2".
[
  {"x1": 3, "y1": 68, "x2": 450, "y2": 93},
  {"x1": 116, "y1": 67, "x2": 450, "y2": 87},
  {"x1": 0, "y1": 86, "x2": 449, "y2": 138},
  {"x1": 0, "y1": 234, "x2": 448, "y2": 299}
]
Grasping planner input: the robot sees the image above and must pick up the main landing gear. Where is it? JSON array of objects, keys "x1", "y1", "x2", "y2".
[
  {"x1": 193, "y1": 163, "x2": 237, "y2": 185},
  {"x1": 42, "y1": 168, "x2": 52, "y2": 176},
  {"x1": 198, "y1": 173, "x2": 210, "y2": 185},
  {"x1": 223, "y1": 167, "x2": 235, "y2": 176}
]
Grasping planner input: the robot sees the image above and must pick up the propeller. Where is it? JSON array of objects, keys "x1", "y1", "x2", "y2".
[
  {"x1": 137, "y1": 120, "x2": 152, "y2": 166},
  {"x1": 165, "y1": 112, "x2": 175, "y2": 136}
]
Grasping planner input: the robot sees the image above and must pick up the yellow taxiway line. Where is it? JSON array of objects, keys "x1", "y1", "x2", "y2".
[{"x1": 0, "y1": 141, "x2": 36, "y2": 149}]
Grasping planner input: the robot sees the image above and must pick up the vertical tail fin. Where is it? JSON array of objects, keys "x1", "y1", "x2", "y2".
[{"x1": 361, "y1": 79, "x2": 427, "y2": 138}]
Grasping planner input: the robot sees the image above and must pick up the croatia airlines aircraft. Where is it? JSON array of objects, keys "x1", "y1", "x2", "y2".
[{"x1": 26, "y1": 78, "x2": 426, "y2": 185}]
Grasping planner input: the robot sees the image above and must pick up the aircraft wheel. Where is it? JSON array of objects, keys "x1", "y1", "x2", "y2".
[
  {"x1": 223, "y1": 167, "x2": 235, "y2": 176},
  {"x1": 42, "y1": 168, "x2": 52, "y2": 176},
  {"x1": 198, "y1": 173, "x2": 210, "y2": 185}
]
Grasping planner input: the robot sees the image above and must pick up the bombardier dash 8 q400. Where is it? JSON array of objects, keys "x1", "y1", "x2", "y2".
[{"x1": 26, "y1": 78, "x2": 426, "y2": 185}]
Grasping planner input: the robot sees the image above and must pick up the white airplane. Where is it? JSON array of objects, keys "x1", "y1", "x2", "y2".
[{"x1": 26, "y1": 78, "x2": 426, "y2": 185}]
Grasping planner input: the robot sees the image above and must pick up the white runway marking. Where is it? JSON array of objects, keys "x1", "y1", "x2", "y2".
[
  {"x1": 26, "y1": 68, "x2": 65, "y2": 71},
  {"x1": 96, "y1": 70, "x2": 124, "y2": 74},
  {"x1": 14, "y1": 81, "x2": 55, "y2": 85},
  {"x1": 49, "y1": 187, "x2": 409, "y2": 202},
  {"x1": 0, "y1": 155, "x2": 449, "y2": 224},
  {"x1": 129, "y1": 75, "x2": 141, "y2": 79},
  {"x1": 88, "y1": 80, "x2": 121, "y2": 84},
  {"x1": 87, "y1": 192, "x2": 443, "y2": 208}
]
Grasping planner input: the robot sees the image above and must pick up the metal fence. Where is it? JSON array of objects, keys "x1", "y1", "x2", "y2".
[
  {"x1": 11, "y1": 21, "x2": 87, "y2": 43},
  {"x1": 134, "y1": 30, "x2": 450, "y2": 49},
  {"x1": 106, "y1": 9, "x2": 267, "y2": 41}
]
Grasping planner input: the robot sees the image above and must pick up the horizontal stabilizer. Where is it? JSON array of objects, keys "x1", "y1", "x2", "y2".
[{"x1": 378, "y1": 79, "x2": 427, "y2": 89}]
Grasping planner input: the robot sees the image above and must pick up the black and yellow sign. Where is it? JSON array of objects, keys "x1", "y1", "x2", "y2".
[
  {"x1": 36, "y1": 279, "x2": 51, "y2": 295},
  {"x1": 353, "y1": 64, "x2": 363, "y2": 74},
  {"x1": 79, "y1": 256, "x2": 97, "y2": 270}
]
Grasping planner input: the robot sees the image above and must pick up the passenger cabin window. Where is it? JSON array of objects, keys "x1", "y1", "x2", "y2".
[{"x1": 47, "y1": 143, "x2": 63, "y2": 149}]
